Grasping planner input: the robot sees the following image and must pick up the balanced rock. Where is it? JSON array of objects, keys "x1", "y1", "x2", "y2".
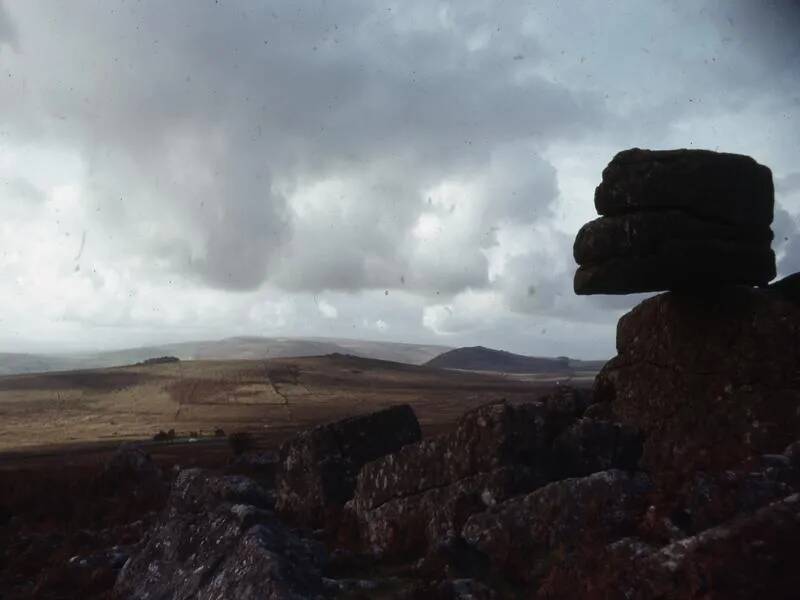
[
  {"x1": 574, "y1": 148, "x2": 775, "y2": 294},
  {"x1": 275, "y1": 404, "x2": 421, "y2": 529}
]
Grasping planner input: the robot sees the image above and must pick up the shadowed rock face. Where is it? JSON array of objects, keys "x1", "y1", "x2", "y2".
[
  {"x1": 547, "y1": 490, "x2": 800, "y2": 600},
  {"x1": 462, "y1": 470, "x2": 652, "y2": 584},
  {"x1": 114, "y1": 470, "x2": 326, "y2": 600},
  {"x1": 596, "y1": 286, "x2": 800, "y2": 477},
  {"x1": 574, "y1": 148, "x2": 775, "y2": 294},
  {"x1": 274, "y1": 403, "x2": 421, "y2": 529},
  {"x1": 351, "y1": 402, "x2": 557, "y2": 515},
  {"x1": 594, "y1": 148, "x2": 774, "y2": 226},
  {"x1": 346, "y1": 395, "x2": 645, "y2": 560}
]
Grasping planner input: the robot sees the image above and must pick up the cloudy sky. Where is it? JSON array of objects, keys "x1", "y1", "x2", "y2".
[{"x1": 1, "y1": 0, "x2": 799, "y2": 358}]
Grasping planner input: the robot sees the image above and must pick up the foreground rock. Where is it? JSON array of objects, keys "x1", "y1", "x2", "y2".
[
  {"x1": 348, "y1": 402, "x2": 558, "y2": 558},
  {"x1": 596, "y1": 286, "x2": 800, "y2": 477},
  {"x1": 347, "y1": 397, "x2": 644, "y2": 560},
  {"x1": 353, "y1": 466, "x2": 545, "y2": 560},
  {"x1": 351, "y1": 402, "x2": 556, "y2": 514},
  {"x1": 275, "y1": 404, "x2": 421, "y2": 529},
  {"x1": 462, "y1": 470, "x2": 652, "y2": 584},
  {"x1": 574, "y1": 148, "x2": 775, "y2": 294},
  {"x1": 114, "y1": 469, "x2": 327, "y2": 600},
  {"x1": 547, "y1": 491, "x2": 800, "y2": 599},
  {"x1": 95, "y1": 444, "x2": 166, "y2": 500}
]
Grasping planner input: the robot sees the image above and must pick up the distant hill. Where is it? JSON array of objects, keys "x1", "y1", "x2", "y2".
[
  {"x1": 0, "y1": 337, "x2": 451, "y2": 376},
  {"x1": 425, "y1": 346, "x2": 575, "y2": 374}
]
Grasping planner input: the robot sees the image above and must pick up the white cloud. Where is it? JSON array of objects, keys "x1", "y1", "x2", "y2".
[
  {"x1": 0, "y1": 0, "x2": 798, "y2": 358},
  {"x1": 317, "y1": 298, "x2": 339, "y2": 319}
]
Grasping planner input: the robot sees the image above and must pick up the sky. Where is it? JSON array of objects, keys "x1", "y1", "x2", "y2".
[{"x1": 1, "y1": 0, "x2": 799, "y2": 358}]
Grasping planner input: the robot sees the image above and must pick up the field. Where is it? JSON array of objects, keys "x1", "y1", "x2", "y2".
[{"x1": 0, "y1": 354, "x2": 588, "y2": 458}]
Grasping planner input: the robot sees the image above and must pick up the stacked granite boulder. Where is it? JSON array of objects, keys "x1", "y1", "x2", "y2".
[{"x1": 574, "y1": 148, "x2": 776, "y2": 294}]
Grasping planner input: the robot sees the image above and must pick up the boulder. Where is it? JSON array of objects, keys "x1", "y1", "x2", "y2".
[
  {"x1": 540, "y1": 385, "x2": 594, "y2": 423},
  {"x1": 114, "y1": 470, "x2": 327, "y2": 600},
  {"x1": 94, "y1": 444, "x2": 166, "y2": 501},
  {"x1": 574, "y1": 211, "x2": 772, "y2": 267},
  {"x1": 351, "y1": 401, "x2": 557, "y2": 515},
  {"x1": 593, "y1": 148, "x2": 774, "y2": 227},
  {"x1": 574, "y1": 244, "x2": 775, "y2": 295},
  {"x1": 596, "y1": 287, "x2": 800, "y2": 476},
  {"x1": 275, "y1": 404, "x2": 421, "y2": 529},
  {"x1": 551, "y1": 417, "x2": 643, "y2": 477},
  {"x1": 461, "y1": 469, "x2": 652, "y2": 584},
  {"x1": 595, "y1": 494, "x2": 800, "y2": 600},
  {"x1": 574, "y1": 148, "x2": 776, "y2": 294},
  {"x1": 769, "y1": 271, "x2": 800, "y2": 304},
  {"x1": 353, "y1": 467, "x2": 545, "y2": 559}
]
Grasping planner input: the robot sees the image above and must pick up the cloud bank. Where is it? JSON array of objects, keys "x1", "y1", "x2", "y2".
[{"x1": 1, "y1": 0, "x2": 799, "y2": 357}]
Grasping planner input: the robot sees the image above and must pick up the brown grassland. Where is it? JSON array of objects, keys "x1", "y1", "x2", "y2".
[{"x1": 0, "y1": 353, "x2": 590, "y2": 459}]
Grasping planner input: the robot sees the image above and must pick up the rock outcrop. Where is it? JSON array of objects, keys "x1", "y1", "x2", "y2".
[
  {"x1": 540, "y1": 446, "x2": 800, "y2": 598},
  {"x1": 462, "y1": 469, "x2": 652, "y2": 584},
  {"x1": 114, "y1": 469, "x2": 327, "y2": 600},
  {"x1": 347, "y1": 401, "x2": 557, "y2": 558},
  {"x1": 548, "y1": 147, "x2": 800, "y2": 596},
  {"x1": 347, "y1": 396, "x2": 644, "y2": 561},
  {"x1": 595, "y1": 286, "x2": 800, "y2": 476},
  {"x1": 106, "y1": 147, "x2": 798, "y2": 598},
  {"x1": 574, "y1": 148, "x2": 775, "y2": 294},
  {"x1": 275, "y1": 404, "x2": 421, "y2": 529}
]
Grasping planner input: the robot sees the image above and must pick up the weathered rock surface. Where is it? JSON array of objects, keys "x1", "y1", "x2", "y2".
[
  {"x1": 574, "y1": 148, "x2": 776, "y2": 294},
  {"x1": 114, "y1": 469, "x2": 327, "y2": 600},
  {"x1": 593, "y1": 148, "x2": 774, "y2": 227},
  {"x1": 574, "y1": 211, "x2": 773, "y2": 266},
  {"x1": 557, "y1": 493, "x2": 800, "y2": 599},
  {"x1": 351, "y1": 402, "x2": 556, "y2": 515},
  {"x1": 574, "y1": 229, "x2": 775, "y2": 294},
  {"x1": 770, "y1": 271, "x2": 800, "y2": 304},
  {"x1": 353, "y1": 466, "x2": 545, "y2": 559},
  {"x1": 405, "y1": 577, "x2": 499, "y2": 600},
  {"x1": 96, "y1": 444, "x2": 165, "y2": 498},
  {"x1": 461, "y1": 469, "x2": 652, "y2": 584},
  {"x1": 551, "y1": 417, "x2": 643, "y2": 477},
  {"x1": 275, "y1": 404, "x2": 421, "y2": 528},
  {"x1": 596, "y1": 287, "x2": 800, "y2": 476}
]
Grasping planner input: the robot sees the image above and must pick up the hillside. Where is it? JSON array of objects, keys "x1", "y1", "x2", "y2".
[
  {"x1": 0, "y1": 337, "x2": 450, "y2": 376},
  {"x1": 0, "y1": 354, "x2": 570, "y2": 452},
  {"x1": 426, "y1": 345, "x2": 574, "y2": 374}
]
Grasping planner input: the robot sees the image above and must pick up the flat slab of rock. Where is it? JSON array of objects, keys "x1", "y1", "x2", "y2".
[
  {"x1": 594, "y1": 148, "x2": 774, "y2": 227},
  {"x1": 574, "y1": 211, "x2": 773, "y2": 267},
  {"x1": 574, "y1": 241, "x2": 775, "y2": 294},
  {"x1": 275, "y1": 404, "x2": 421, "y2": 528}
]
